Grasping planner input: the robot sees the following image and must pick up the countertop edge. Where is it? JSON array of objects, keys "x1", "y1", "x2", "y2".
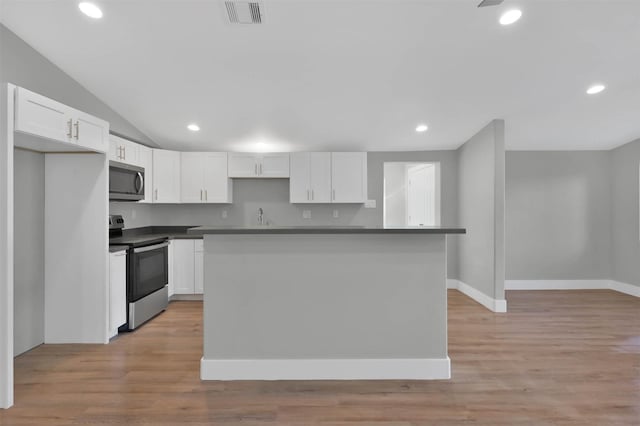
[{"x1": 187, "y1": 227, "x2": 466, "y2": 235}]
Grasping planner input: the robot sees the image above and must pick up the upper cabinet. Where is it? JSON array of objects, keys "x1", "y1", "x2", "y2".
[
  {"x1": 152, "y1": 149, "x2": 181, "y2": 203},
  {"x1": 331, "y1": 152, "x2": 368, "y2": 203},
  {"x1": 109, "y1": 135, "x2": 140, "y2": 165},
  {"x1": 290, "y1": 152, "x2": 332, "y2": 203},
  {"x1": 228, "y1": 153, "x2": 290, "y2": 178},
  {"x1": 14, "y1": 87, "x2": 109, "y2": 154},
  {"x1": 290, "y1": 152, "x2": 367, "y2": 203},
  {"x1": 181, "y1": 152, "x2": 232, "y2": 203}
]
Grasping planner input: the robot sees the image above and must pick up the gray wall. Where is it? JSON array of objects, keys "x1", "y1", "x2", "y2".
[
  {"x1": 456, "y1": 120, "x2": 505, "y2": 300},
  {"x1": 611, "y1": 139, "x2": 640, "y2": 287},
  {"x1": 13, "y1": 149, "x2": 44, "y2": 356},
  {"x1": 111, "y1": 150, "x2": 460, "y2": 278},
  {"x1": 0, "y1": 24, "x2": 154, "y2": 146},
  {"x1": 506, "y1": 151, "x2": 612, "y2": 280}
]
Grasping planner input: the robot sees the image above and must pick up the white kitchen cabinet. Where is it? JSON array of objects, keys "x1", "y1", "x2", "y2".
[
  {"x1": 181, "y1": 152, "x2": 232, "y2": 203},
  {"x1": 14, "y1": 86, "x2": 108, "y2": 153},
  {"x1": 290, "y1": 152, "x2": 332, "y2": 203},
  {"x1": 171, "y1": 239, "x2": 204, "y2": 295},
  {"x1": 194, "y1": 240, "x2": 204, "y2": 294},
  {"x1": 172, "y1": 240, "x2": 195, "y2": 294},
  {"x1": 331, "y1": 152, "x2": 368, "y2": 203},
  {"x1": 137, "y1": 144, "x2": 154, "y2": 203},
  {"x1": 109, "y1": 134, "x2": 139, "y2": 165},
  {"x1": 152, "y1": 149, "x2": 181, "y2": 203},
  {"x1": 109, "y1": 250, "x2": 127, "y2": 338},
  {"x1": 228, "y1": 153, "x2": 290, "y2": 178}
]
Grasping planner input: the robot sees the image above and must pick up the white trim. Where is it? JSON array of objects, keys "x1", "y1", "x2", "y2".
[
  {"x1": 505, "y1": 279, "x2": 640, "y2": 298},
  {"x1": 201, "y1": 357, "x2": 451, "y2": 381},
  {"x1": 0, "y1": 84, "x2": 15, "y2": 409},
  {"x1": 448, "y1": 279, "x2": 507, "y2": 313},
  {"x1": 609, "y1": 280, "x2": 640, "y2": 298},
  {"x1": 505, "y1": 280, "x2": 609, "y2": 290}
]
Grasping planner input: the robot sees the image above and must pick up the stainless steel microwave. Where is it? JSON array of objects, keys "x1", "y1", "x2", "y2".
[{"x1": 109, "y1": 161, "x2": 145, "y2": 201}]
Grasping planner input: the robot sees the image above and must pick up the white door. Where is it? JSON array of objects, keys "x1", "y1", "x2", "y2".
[
  {"x1": 331, "y1": 152, "x2": 367, "y2": 203},
  {"x1": 203, "y1": 152, "x2": 231, "y2": 203},
  {"x1": 153, "y1": 150, "x2": 181, "y2": 203},
  {"x1": 228, "y1": 153, "x2": 258, "y2": 177},
  {"x1": 289, "y1": 152, "x2": 310, "y2": 203},
  {"x1": 259, "y1": 153, "x2": 290, "y2": 178},
  {"x1": 407, "y1": 164, "x2": 435, "y2": 226},
  {"x1": 172, "y1": 240, "x2": 195, "y2": 294},
  {"x1": 14, "y1": 87, "x2": 73, "y2": 144},
  {"x1": 309, "y1": 152, "x2": 331, "y2": 203},
  {"x1": 181, "y1": 153, "x2": 204, "y2": 203},
  {"x1": 74, "y1": 110, "x2": 109, "y2": 153},
  {"x1": 109, "y1": 251, "x2": 127, "y2": 338}
]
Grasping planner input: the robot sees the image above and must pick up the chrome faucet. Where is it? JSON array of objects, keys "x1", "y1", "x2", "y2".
[{"x1": 257, "y1": 208, "x2": 264, "y2": 226}]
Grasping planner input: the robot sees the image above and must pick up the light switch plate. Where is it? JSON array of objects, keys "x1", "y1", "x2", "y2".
[
  {"x1": 364, "y1": 199, "x2": 376, "y2": 209},
  {"x1": 303, "y1": 210, "x2": 311, "y2": 219}
]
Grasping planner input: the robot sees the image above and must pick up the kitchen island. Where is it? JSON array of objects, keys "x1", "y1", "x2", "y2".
[{"x1": 188, "y1": 226, "x2": 465, "y2": 381}]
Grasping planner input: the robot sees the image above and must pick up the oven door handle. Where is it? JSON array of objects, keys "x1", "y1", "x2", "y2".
[{"x1": 133, "y1": 241, "x2": 169, "y2": 254}]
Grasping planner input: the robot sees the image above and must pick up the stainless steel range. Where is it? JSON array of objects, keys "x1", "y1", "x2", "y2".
[{"x1": 109, "y1": 215, "x2": 168, "y2": 330}]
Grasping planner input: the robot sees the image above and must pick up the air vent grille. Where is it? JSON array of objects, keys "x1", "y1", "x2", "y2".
[
  {"x1": 225, "y1": 1, "x2": 263, "y2": 24},
  {"x1": 477, "y1": 0, "x2": 504, "y2": 7}
]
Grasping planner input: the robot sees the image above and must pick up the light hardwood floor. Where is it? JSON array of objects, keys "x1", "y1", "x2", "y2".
[{"x1": 1, "y1": 290, "x2": 639, "y2": 425}]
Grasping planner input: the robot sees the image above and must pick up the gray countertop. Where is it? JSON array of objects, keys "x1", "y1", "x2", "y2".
[{"x1": 188, "y1": 226, "x2": 466, "y2": 235}]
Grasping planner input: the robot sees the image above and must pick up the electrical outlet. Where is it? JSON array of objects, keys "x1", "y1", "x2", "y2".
[
  {"x1": 222, "y1": 210, "x2": 228, "y2": 219},
  {"x1": 303, "y1": 210, "x2": 311, "y2": 219},
  {"x1": 333, "y1": 209, "x2": 339, "y2": 218}
]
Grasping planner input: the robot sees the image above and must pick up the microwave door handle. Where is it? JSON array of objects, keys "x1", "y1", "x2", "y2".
[{"x1": 135, "y1": 172, "x2": 144, "y2": 194}]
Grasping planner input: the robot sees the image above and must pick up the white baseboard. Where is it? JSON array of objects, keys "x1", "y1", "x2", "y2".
[
  {"x1": 447, "y1": 279, "x2": 507, "y2": 313},
  {"x1": 201, "y1": 357, "x2": 451, "y2": 381},
  {"x1": 505, "y1": 280, "x2": 609, "y2": 290},
  {"x1": 505, "y1": 279, "x2": 640, "y2": 298},
  {"x1": 608, "y1": 280, "x2": 640, "y2": 297}
]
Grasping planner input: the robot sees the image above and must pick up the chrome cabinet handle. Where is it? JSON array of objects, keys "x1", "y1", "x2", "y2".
[
  {"x1": 74, "y1": 121, "x2": 79, "y2": 140},
  {"x1": 307, "y1": 189, "x2": 310, "y2": 200},
  {"x1": 67, "y1": 119, "x2": 73, "y2": 139},
  {"x1": 312, "y1": 189, "x2": 314, "y2": 200},
  {"x1": 123, "y1": 145, "x2": 126, "y2": 160},
  {"x1": 254, "y1": 163, "x2": 258, "y2": 176},
  {"x1": 200, "y1": 189, "x2": 203, "y2": 201},
  {"x1": 332, "y1": 189, "x2": 335, "y2": 201},
  {"x1": 205, "y1": 190, "x2": 208, "y2": 201},
  {"x1": 260, "y1": 163, "x2": 263, "y2": 175},
  {"x1": 155, "y1": 189, "x2": 158, "y2": 201}
]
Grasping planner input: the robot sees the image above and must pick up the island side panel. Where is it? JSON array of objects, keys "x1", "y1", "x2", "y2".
[{"x1": 203, "y1": 233, "x2": 447, "y2": 362}]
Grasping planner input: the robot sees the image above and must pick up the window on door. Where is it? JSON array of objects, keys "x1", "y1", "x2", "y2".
[{"x1": 383, "y1": 162, "x2": 441, "y2": 228}]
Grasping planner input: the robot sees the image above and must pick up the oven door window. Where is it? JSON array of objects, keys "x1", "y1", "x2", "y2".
[{"x1": 130, "y1": 246, "x2": 168, "y2": 302}]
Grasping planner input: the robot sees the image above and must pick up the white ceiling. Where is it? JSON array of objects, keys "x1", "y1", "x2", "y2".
[{"x1": 1, "y1": 0, "x2": 639, "y2": 151}]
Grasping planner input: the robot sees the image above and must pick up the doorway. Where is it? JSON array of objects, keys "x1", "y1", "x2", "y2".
[{"x1": 383, "y1": 162, "x2": 441, "y2": 228}]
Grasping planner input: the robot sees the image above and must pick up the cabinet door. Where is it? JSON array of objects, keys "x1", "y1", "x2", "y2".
[
  {"x1": 137, "y1": 145, "x2": 154, "y2": 203},
  {"x1": 194, "y1": 240, "x2": 204, "y2": 294},
  {"x1": 331, "y1": 152, "x2": 367, "y2": 203},
  {"x1": 309, "y1": 152, "x2": 332, "y2": 203},
  {"x1": 109, "y1": 251, "x2": 127, "y2": 337},
  {"x1": 153, "y1": 149, "x2": 181, "y2": 203},
  {"x1": 228, "y1": 153, "x2": 258, "y2": 177},
  {"x1": 172, "y1": 240, "x2": 195, "y2": 294},
  {"x1": 203, "y1": 152, "x2": 232, "y2": 203},
  {"x1": 109, "y1": 137, "x2": 121, "y2": 162},
  {"x1": 14, "y1": 87, "x2": 73, "y2": 144},
  {"x1": 289, "y1": 152, "x2": 310, "y2": 203},
  {"x1": 181, "y1": 153, "x2": 204, "y2": 203},
  {"x1": 167, "y1": 241, "x2": 175, "y2": 297},
  {"x1": 74, "y1": 110, "x2": 109, "y2": 153},
  {"x1": 259, "y1": 153, "x2": 290, "y2": 178}
]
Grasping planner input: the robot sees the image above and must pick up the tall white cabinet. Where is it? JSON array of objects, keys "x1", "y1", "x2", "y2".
[
  {"x1": 181, "y1": 152, "x2": 232, "y2": 203},
  {"x1": 228, "y1": 153, "x2": 290, "y2": 178},
  {"x1": 152, "y1": 149, "x2": 181, "y2": 203}
]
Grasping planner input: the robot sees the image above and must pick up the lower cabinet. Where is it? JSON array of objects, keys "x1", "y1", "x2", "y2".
[
  {"x1": 109, "y1": 250, "x2": 127, "y2": 338},
  {"x1": 171, "y1": 239, "x2": 204, "y2": 296}
]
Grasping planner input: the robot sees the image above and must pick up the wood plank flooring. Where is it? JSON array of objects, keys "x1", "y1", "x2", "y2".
[{"x1": 1, "y1": 290, "x2": 639, "y2": 425}]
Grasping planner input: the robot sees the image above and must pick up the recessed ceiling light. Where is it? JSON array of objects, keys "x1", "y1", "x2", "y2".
[
  {"x1": 187, "y1": 124, "x2": 200, "y2": 132},
  {"x1": 499, "y1": 9, "x2": 522, "y2": 25},
  {"x1": 78, "y1": 2, "x2": 103, "y2": 19},
  {"x1": 416, "y1": 124, "x2": 429, "y2": 133},
  {"x1": 586, "y1": 84, "x2": 606, "y2": 95}
]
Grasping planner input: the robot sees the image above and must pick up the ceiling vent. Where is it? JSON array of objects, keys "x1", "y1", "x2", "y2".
[{"x1": 224, "y1": 1, "x2": 264, "y2": 24}]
